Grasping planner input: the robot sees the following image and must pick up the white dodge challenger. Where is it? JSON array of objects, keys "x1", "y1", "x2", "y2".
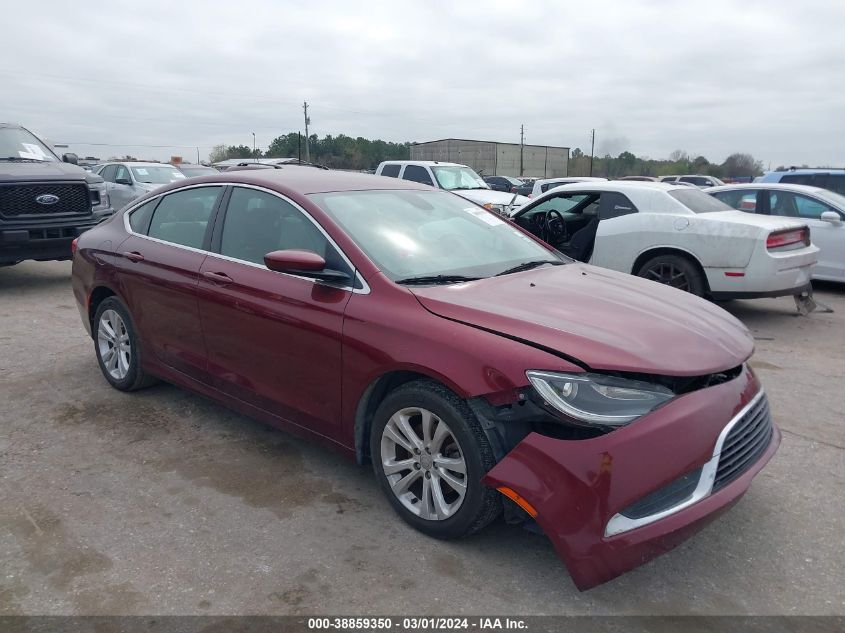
[{"x1": 509, "y1": 181, "x2": 818, "y2": 300}]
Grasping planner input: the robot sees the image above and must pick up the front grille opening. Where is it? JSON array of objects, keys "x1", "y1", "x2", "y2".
[
  {"x1": 0, "y1": 183, "x2": 92, "y2": 218},
  {"x1": 619, "y1": 467, "x2": 703, "y2": 520},
  {"x1": 604, "y1": 364, "x2": 744, "y2": 396},
  {"x1": 713, "y1": 395, "x2": 773, "y2": 491}
]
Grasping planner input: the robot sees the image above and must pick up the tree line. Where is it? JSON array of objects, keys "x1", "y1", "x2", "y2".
[
  {"x1": 209, "y1": 133, "x2": 410, "y2": 170},
  {"x1": 209, "y1": 133, "x2": 764, "y2": 179},
  {"x1": 568, "y1": 148, "x2": 764, "y2": 180}
]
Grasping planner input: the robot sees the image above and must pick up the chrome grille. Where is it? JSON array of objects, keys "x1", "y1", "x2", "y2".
[{"x1": 713, "y1": 393, "x2": 773, "y2": 491}]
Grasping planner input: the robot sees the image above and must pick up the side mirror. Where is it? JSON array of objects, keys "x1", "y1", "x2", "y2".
[
  {"x1": 62, "y1": 152, "x2": 79, "y2": 165},
  {"x1": 115, "y1": 177, "x2": 132, "y2": 186},
  {"x1": 820, "y1": 211, "x2": 842, "y2": 224},
  {"x1": 264, "y1": 250, "x2": 351, "y2": 283}
]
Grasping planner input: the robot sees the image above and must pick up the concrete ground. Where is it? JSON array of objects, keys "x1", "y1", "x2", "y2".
[{"x1": 0, "y1": 260, "x2": 842, "y2": 616}]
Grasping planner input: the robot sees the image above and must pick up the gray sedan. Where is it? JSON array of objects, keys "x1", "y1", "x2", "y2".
[{"x1": 97, "y1": 162, "x2": 186, "y2": 209}]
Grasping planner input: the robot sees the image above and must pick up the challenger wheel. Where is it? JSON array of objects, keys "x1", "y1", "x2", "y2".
[
  {"x1": 637, "y1": 254, "x2": 706, "y2": 296},
  {"x1": 370, "y1": 380, "x2": 500, "y2": 539}
]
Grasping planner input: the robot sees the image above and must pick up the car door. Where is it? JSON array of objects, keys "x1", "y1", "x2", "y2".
[
  {"x1": 100, "y1": 165, "x2": 125, "y2": 208},
  {"x1": 196, "y1": 185, "x2": 353, "y2": 437},
  {"x1": 116, "y1": 185, "x2": 224, "y2": 381},
  {"x1": 765, "y1": 190, "x2": 845, "y2": 280}
]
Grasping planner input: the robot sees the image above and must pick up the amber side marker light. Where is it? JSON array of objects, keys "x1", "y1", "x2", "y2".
[{"x1": 497, "y1": 486, "x2": 538, "y2": 518}]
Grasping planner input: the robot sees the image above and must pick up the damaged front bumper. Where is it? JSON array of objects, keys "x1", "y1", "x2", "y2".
[{"x1": 481, "y1": 365, "x2": 780, "y2": 590}]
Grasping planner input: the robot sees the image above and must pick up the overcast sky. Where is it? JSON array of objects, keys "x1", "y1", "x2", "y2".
[{"x1": 4, "y1": 0, "x2": 843, "y2": 168}]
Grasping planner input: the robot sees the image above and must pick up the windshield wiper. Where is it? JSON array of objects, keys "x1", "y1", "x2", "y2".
[
  {"x1": 495, "y1": 260, "x2": 564, "y2": 276},
  {"x1": 1, "y1": 156, "x2": 46, "y2": 162},
  {"x1": 395, "y1": 274, "x2": 482, "y2": 285}
]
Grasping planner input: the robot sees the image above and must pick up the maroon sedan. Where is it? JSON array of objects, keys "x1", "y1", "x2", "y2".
[{"x1": 71, "y1": 167, "x2": 779, "y2": 590}]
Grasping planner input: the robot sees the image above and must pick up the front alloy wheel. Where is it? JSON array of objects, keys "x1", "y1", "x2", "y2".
[
  {"x1": 370, "y1": 380, "x2": 501, "y2": 540},
  {"x1": 380, "y1": 407, "x2": 468, "y2": 521}
]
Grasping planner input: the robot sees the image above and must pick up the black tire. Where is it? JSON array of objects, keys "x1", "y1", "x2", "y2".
[
  {"x1": 636, "y1": 253, "x2": 706, "y2": 296},
  {"x1": 92, "y1": 297, "x2": 157, "y2": 391},
  {"x1": 370, "y1": 379, "x2": 500, "y2": 540}
]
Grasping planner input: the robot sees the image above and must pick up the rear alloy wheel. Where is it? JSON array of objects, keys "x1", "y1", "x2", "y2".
[
  {"x1": 636, "y1": 254, "x2": 705, "y2": 296},
  {"x1": 371, "y1": 380, "x2": 500, "y2": 539},
  {"x1": 93, "y1": 297, "x2": 157, "y2": 391}
]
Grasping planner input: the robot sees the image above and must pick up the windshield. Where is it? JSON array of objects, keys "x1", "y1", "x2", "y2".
[
  {"x1": 0, "y1": 127, "x2": 59, "y2": 161},
  {"x1": 131, "y1": 165, "x2": 186, "y2": 184},
  {"x1": 310, "y1": 190, "x2": 563, "y2": 281},
  {"x1": 178, "y1": 166, "x2": 217, "y2": 177},
  {"x1": 431, "y1": 166, "x2": 489, "y2": 191},
  {"x1": 669, "y1": 188, "x2": 733, "y2": 213}
]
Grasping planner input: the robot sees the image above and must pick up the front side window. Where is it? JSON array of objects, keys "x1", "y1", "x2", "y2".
[
  {"x1": 431, "y1": 166, "x2": 488, "y2": 191},
  {"x1": 147, "y1": 186, "x2": 222, "y2": 249},
  {"x1": 402, "y1": 165, "x2": 434, "y2": 186},
  {"x1": 115, "y1": 165, "x2": 131, "y2": 183},
  {"x1": 219, "y1": 187, "x2": 338, "y2": 268},
  {"x1": 131, "y1": 165, "x2": 186, "y2": 184},
  {"x1": 311, "y1": 189, "x2": 563, "y2": 281},
  {"x1": 768, "y1": 191, "x2": 837, "y2": 220}
]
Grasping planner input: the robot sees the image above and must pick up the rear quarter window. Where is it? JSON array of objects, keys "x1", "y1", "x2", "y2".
[
  {"x1": 128, "y1": 199, "x2": 159, "y2": 234},
  {"x1": 669, "y1": 189, "x2": 733, "y2": 213}
]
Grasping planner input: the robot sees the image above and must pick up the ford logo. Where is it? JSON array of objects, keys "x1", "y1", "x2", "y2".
[{"x1": 35, "y1": 194, "x2": 60, "y2": 205}]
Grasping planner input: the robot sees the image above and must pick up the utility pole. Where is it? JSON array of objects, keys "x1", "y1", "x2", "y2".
[
  {"x1": 303, "y1": 101, "x2": 311, "y2": 163},
  {"x1": 589, "y1": 129, "x2": 595, "y2": 177},
  {"x1": 519, "y1": 124, "x2": 524, "y2": 177},
  {"x1": 252, "y1": 132, "x2": 256, "y2": 162}
]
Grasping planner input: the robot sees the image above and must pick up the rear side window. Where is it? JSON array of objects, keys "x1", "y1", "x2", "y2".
[
  {"x1": 599, "y1": 192, "x2": 638, "y2": 219},
  {"x1": 147, "y1": 186, "x2": 222, "y2": 249},
  {"x1": 402, "y1": 165, "x2": 434, "y2": 186},
  {"x1": 128, "y1": 199, "x2": 159, "y2": 234},
  {"x1": 711, "y1": 190, "x2": 759, "y2": 213},
  {"x1": 100, "y1": 165, "x2": 117, "y2": 182},
  {"x1": 380, "y1": 164, "x2": 401, "y2": 178},
  {"x1": 679, "y1": 176, "x2": 709, "y2": 186},
  {"x1": 825, "y1": 174, "x2": 845, "y2": 196},
  {"x1": 780, "y1": 174, "x2": 815, "y2": 187}
]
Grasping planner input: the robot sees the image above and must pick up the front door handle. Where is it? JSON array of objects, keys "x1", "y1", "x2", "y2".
[
  {"x1": 202, "y1": 271, "x2": 233, "y2": 285},
  {"x1": 122, "y1": 251, "x2": 144, "y2": 262}
]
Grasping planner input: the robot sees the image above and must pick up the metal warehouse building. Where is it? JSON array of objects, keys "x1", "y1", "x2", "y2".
[{"x1": 409, "y1": 138, "x2": 569, "y2": 178}]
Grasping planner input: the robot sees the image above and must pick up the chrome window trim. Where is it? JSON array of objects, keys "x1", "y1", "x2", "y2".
[
  {"x1": 121, "y1": 182, "x2": 370, "y2": 295},
  {"x1": 604, "y1": 388, "x2": 766, "y2": 538}
]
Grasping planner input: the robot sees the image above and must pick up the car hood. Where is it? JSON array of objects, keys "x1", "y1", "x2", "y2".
[
  {"x1": 0, "y1": 160, "x2": 102, "y2": 184},
  {"x1": 699, "y1": 210, "x2": 807, "y2": 231},
  {"x1": 450, "y1": 189, "x2": 529, "y2": 207},
  {"x1": 409, "y1": 264, "x2": 754, "y2": 376}
]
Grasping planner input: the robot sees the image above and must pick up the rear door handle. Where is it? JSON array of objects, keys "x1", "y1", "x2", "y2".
[
  {"x1": 122, "y1": 251, "x2": 144, "y2": 262},
  {"x1": 202, "y1": 271, "x2": 233, "y2": 285}
]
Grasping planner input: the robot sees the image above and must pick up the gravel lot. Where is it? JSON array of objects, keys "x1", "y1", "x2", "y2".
[{"x1": 1, "y1": 260, "x2": 843, "y2": 616}]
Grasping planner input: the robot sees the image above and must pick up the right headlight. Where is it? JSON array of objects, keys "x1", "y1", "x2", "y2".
[{"x1": 526, "y1": 370, "x2": 674, "y2": 427}]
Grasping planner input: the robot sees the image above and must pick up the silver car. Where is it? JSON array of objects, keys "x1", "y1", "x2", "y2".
[
  {"x1": 97, "y1": 161, "x2": 186, "y2": 210},
  {"x1": 708, "y1": 182, "x2": 845, "y2": 282}
]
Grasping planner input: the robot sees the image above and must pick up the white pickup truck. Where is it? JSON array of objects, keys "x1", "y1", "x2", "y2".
[{"x1": 375, "y1": 160, "x2": 528, "y2": 215}]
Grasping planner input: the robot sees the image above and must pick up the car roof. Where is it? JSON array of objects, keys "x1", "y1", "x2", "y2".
[
  {"x1": 765, "y1": 168, "x2": 845, "y2": 175},
  {"x1": 708, "y1": 182, "x2": 836, "y2": 196},
  {"x1": 535, "y1": 176, "x2": 607, "y2": 184},
  {"x1": 546, "y1": 180, "x2": 686, "y2": 193},
  {"x1": 165, "y1": 165, "x2": 435, "y2": 195},
  {"x1": 380, "y1": 160, "x2": 467, "y2": 168},
  {"x1": 104, "y1": 161, "x2": 176, "y2": 167}
]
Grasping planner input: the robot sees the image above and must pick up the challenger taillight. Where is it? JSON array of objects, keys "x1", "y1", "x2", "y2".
[
  {"x1": 767, "y1": 227, "x2": 809, "y2": 250},
  {"x1": 71, "y1": 238, "x2": 78, "y2": 254}
]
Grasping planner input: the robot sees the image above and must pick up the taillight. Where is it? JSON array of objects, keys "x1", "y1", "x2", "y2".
[
  {"x1": 766, "y1": 227, "x2": 810, "y2": 250},
  {"x1": 71, "y1": 238, "x2": 79, "y2": 254},
  {"x1": 510, "y1": 186, "x2": 517, "y2": 193}
]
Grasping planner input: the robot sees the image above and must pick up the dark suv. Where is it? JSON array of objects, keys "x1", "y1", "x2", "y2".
[{"x1": 1, "y1": 123, "x2": 113, "y2": 266}]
